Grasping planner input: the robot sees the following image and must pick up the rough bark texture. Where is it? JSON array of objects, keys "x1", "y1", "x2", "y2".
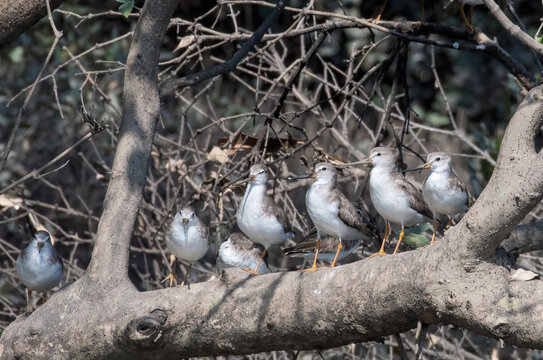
[
  {"x1": 2, "y1": 0, "x2": 543, "y2": 358},
  {"x1": 0, "y1": 0, "x2": 64, "y2": 45}
]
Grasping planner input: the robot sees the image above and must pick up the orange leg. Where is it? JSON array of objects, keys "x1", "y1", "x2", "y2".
[
  {"x1": 17, "y1": 289, "x2": 32, "y2": 318},
  {"x1": 393, "y1": 227, "x2": 405, "y2": 254},
  {"x1": 430, "y1": 218, "x2": 437, "y2": 244},
  {"x1": 161, "y1": 255, "x2": 177, "y2": 287},
  {"x1": 330, "y1": 240, "x2": 344, "y2": 268},
  {"x1": 243, "y1": 248, "x2": 267, "y2": 275},
  {"x1": 446, "y1": 218, "x2": 453, "y2": 230},
  {"x1": 460, "y1": 3, "x2": 474, "y2": 32},
  {"x1": 369, "y1": 221, "x2": 389, "y2": 258},
  {"x1": 372, "y1": 0, "x2": 387, "y2": 22},
  {"x1": 178, "y1": 263, "x2": 192, "y2": 287},
  {"x1": 301, "y1": 239, "x2": 321, "y2": 272}
]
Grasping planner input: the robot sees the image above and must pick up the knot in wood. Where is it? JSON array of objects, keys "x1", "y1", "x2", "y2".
[{"x1": 126, "y1": 309, "x2": 168, "y2": 348}]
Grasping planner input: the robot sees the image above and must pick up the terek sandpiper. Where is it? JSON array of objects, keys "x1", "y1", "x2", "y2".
[
  {"x1": 217, "y1": 232, "x2": 270, "y2": 274},
  {"x1": 407, "y1": 152, "x2": 468, "y2": 243},
  {"x1": 16, "y1": 230, "x2": 63, "y2": 314},
  {"x1": 301, "y1": 162, "x2": 377, "y2": 270},
  {"x1": 162, "y1": 205, "x2": 209, "y2": 287},
  {"x1": 236, "y1": 164, "x2": 293, "y2": 274},
  {"x1": 284, "y1": 235, "x2": 361, "y2": 264},
  {"x1": 363, "y1": 147, "x2": 432, "y2": 256}
]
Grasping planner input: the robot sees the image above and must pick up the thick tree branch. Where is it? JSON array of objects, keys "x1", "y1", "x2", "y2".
[
  {"x1": 85, "y1": 0, "x2": 179, "y2": 286},
  {"x1": 159, "y1": 0, "x2": 288, "y2": 98},
  {"x1": 501, "y1": 221, "x2": 543, "y2": 253},
  {"x1": 0, "y1": 0, "x2": 64, "y2": 45},
  {"x1": 445, "y1": 85, "x2": 543, "y2": 260}
]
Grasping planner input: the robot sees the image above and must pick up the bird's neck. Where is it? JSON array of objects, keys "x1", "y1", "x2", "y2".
[{"x1": 244, "y1": 182, "x2": 267, "y2": 201}]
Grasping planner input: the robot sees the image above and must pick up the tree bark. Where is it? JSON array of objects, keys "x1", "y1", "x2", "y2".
[
  {"x1": 0, "y1": 0, "x2": 64, "y2": 45},
  {"x1": 2, "y1": 0, "x2": 543, "y2": 358}
]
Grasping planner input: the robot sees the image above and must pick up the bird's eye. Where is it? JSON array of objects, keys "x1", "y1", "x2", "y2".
[
  {"x1": 376, "y1": 153, "x2": 381, "y2": 156},
  {"x1": 436, "y1": 157, "x2": 440, "y2": 161},
  {"x1": 259, "y1": 170, "x2": 264, "y2": 174}
]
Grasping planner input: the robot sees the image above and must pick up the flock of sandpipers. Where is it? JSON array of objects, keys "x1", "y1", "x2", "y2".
[{"x1": 13, "y1": 146, "x2": 469, "y2": 313}]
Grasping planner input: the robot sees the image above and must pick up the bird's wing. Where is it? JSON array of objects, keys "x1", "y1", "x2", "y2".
[
  {"x1": 284, "y1": 236, "x2": 340, "y2": 255},
  {"x1": 397, "y1": 177, "x2": 433, "y2": 219},
  {"x1": 333, "y1": 189, "x2": 377, "y2": 238},
  {"x1": 230, "y1": 232, "x2": 265, "y2": 257},
  {"x1": 262, "y1": 196, "x2": 291, "y2": 232}
]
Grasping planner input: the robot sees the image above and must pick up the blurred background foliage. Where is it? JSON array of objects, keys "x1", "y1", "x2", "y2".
[{"x1": 1, "y1": 0, "x2": 543, "y2": 358}]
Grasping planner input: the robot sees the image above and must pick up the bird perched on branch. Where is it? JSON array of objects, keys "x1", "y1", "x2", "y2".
[
  {"x1": 363, "y1": 147, "x2": 433, "y2": 256},
  {"x1": 162, "y1": 205, "x2": 209, "y2": 287},
  {"x1": 16, "y1": 230, "x2": 63, "y2": 314},
  {"x1": 217, "y1": 232, "x2": 270, "y2": 274},
  {"x1": 292, "y1": 162, "x2": 377, "y2": 270},
  {"x1": 236, "y1": 164, "x2": 294, "y2": 275},
  {"x1": 405, "y1": 152, "x2": 469, "y2": 243}
]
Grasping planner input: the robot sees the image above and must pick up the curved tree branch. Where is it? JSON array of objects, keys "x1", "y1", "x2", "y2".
[
  {"x1": 445, "y1": 85, "x2": 543, "y2": 260},
  {"x1": 0, "y1": 0, "x2": 64, "y2": 45},
  {"x1": 85, "y1": 0, "x2": 179, "y2": 286}
]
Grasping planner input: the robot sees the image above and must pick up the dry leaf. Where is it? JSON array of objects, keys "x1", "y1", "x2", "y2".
[
  {"x1": 510, "y1": 268, "x2": 540, "y2": 282},
  {"x1": 217, "y1": 132, "x2": 303, "y2": 156},
  {"x1": 0, "y1": 195, "x2": 23, "y2": 209},
  {"x1": 174, "y1": 35, "x2": 196, "y2": 52},
  {"x1": 207, "y1": 146, "x2": 230, "y2": 163}
]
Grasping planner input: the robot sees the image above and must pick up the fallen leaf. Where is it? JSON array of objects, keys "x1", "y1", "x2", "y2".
[
  {"x1": 207, "y1": 146, "x2": 230, "y2": 164},
  {"x1": 174, "y1": 35, "x2": 196, "y2": 52},
  {"x1": 217, "y1": 132, "x2": 303, "y2": 155},
  {"x1": 510, "y1": 268, "x2": 540, "y2": 282}
]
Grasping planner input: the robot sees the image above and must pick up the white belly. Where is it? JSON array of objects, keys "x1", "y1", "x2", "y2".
[
  {"x1": 166, "y1": 224, "x2": 208, "y2": 262},
  {"x1": 237, "y1": 186, "x2": 290, "y2": 248},
  {"x1": 370, "y1": 169, "x2": 426, "y2": 227},
  {"x1": 16, "y1": 254, "x2": 62, "y2": 292},
  {"x1": 423, "y1": 173, "x2": 467, "y2": 216},
  {"x1": 306, "y1": 185, "x2": 364, "y2": 241}
]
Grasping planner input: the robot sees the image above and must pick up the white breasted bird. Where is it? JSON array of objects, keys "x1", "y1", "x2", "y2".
[
  {"x1": 363, "y1": 147, "x2": 433, "y2": 256},
  {"x1": 236, "y1": 164, "x2": 293, "y2": 275},
  {"x1": 16, "y1": 230, "x2": 63, "y2": 314},
  {"x1": 217, "y1": 232, "x2": 270, "y2": 274},
  {"x1": 406, "y1": 152, "x2": 469, "y2": 243},
  {"x1": 299, "y1": 162, "x2": 377, "y2": 270},
  {"x1": 162, "y1": 205, "x2": 209, "y2": 287}
]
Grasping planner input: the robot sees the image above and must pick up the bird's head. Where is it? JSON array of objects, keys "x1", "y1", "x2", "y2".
[
  {"x1": 364, "y1": 147, "x2": 397, "y2": 168},
  {"x1": 179, "y1": 205, "x2": 196, "y2": 231},
  {"x1": 248, "y1": 164, "x2": 268, "y2": 185},
  {"x1": 312, "y1": 162, "x2": 337, "y2": 184}
]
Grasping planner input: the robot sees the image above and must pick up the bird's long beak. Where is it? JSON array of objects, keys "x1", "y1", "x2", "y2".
[
  {"x1": 403, "y1": 163, "x2": 431, "y2": 173},
  {"x1": 249, "y1": 175, "x2": 256, "y2": 182},
  {"x1": 182, "y1": 218, "x2": 189, "y2": 231},
  {"x1": 360, "y1": 158, "x2": 372, "y2": 165},
  {"x1": 284, "y1": 174, "x2": 313, "y2": 181}
]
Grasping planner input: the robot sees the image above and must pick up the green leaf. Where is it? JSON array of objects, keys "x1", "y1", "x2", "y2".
[
  {"x1": 8, "y1": 46, "x2": 24, "y2": 63},
  {"x1": 402, "y1": 233, "x2": 430, "y2": 249},
  {"x1": 405, "y1": 223, "x2": 433, "y2": 234},
  {"x1": 538, "y1": 36, "x2": 543, "y2": 45},
  {"x1": 116, "y1": 0, "x2": 134, "y2": 18}
]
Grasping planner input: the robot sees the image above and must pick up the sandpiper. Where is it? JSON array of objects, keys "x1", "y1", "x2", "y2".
[
  {"x1": 216, "y1": 232, "x2": 270, "y2": 274},
  {"x1": 406, "y1": 152, "x2": 468, "y2": 243},
  {"x1": 162, "y1": 205, "x2": 209, "y2": 287},
  {"x1": 363, "y1": 147, "x2": 433, "y2": 256},
  {"x1": 236, "y1": 164, "x2": 293, "y2": 274},
  {"x1": 299, "y1": 162, "x2": 377, "y2": 270},
  {"x1": 16, "y1": 230, "x2": 63, "y2": 314},
  {"x1": 284, "y1": 235, "x2": 361, "y2": 264}
]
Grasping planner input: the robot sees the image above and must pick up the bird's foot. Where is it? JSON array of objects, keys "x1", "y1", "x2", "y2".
[
  {"x1": 242, "y1": 268, "x2": 261, "y2": 275},
  {"x1": 177, "y1": 281, "x2": 185, "y2": 287},
  {"x1": 161, "y1": 273, "x2": 176, "y2": 287},
  {"x1": 16, "y1": 312, "x2": 30, "y2": 319},
  {"x1": 301, "y1": 266, "x2": 328, "y2": 272},
  {"x1": 368, "y1": 251, "x2": 388, "y2": 258}
]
